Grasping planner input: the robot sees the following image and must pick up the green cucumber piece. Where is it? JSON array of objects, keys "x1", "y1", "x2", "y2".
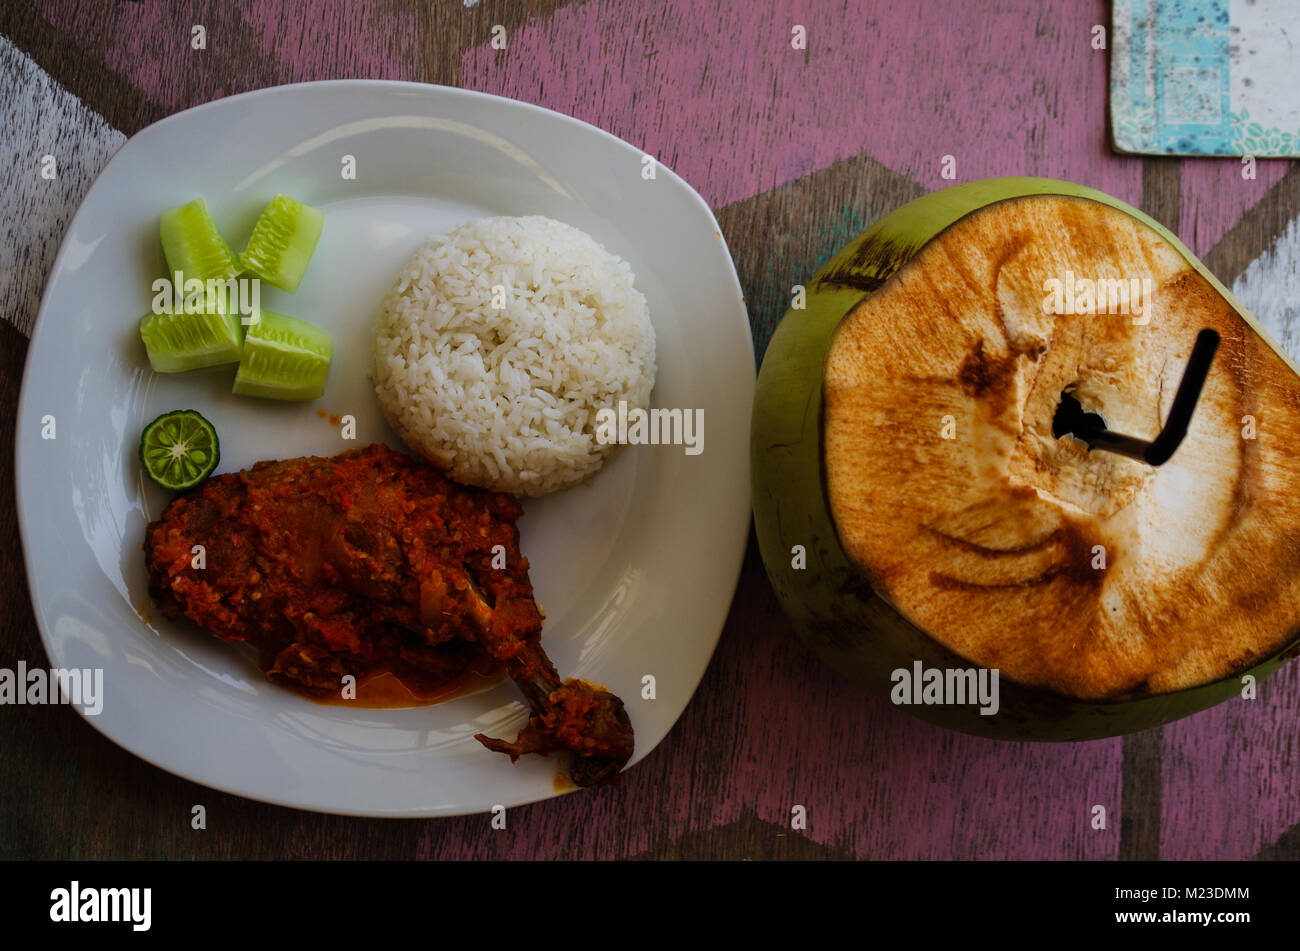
[
  {"x1": 238, "y1": 194, "x2": 324, "y2": 292},
  {"x1": 159, "y1": 198, "x2": 240, "y2": 284},
  {"x1": 139, "y1": 292, "x2": 244, "y2": 373},
  {"x1": 232, "y1": 309, "x2": 332, "y2": 400}
]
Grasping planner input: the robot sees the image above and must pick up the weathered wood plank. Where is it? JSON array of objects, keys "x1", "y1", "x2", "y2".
[
  {"x1": 1180, "y1": 159, "x2": 1290, "y2": 258},
  {"x1": 0, "y1": 35, "x2": 125, "y2": 336},
  {"x1": 460, "y1": 0, "x2": 1142, "y2": 209}
]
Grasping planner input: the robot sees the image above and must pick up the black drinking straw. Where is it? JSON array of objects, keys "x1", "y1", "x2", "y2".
[{"x1": 1054, "y1": 328, "x2": 1221, "y2": 467}]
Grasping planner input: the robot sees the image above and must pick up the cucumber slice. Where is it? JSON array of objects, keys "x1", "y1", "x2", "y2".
[
  {"x1": 139, "y1": 409, "x2": 220, "y2": 491},
  {"x1": 159, "y1": 198, "x2": 240, "y2": 284},
  {"x1": 238, "y1": 194, "x2": 324, "y2": 292},
  {"x1": 232, "y1": 309, "x2": 333, "y2": 400},
  {"x1": 139, "y1": 291, "x2": 244, "y2": 373}
]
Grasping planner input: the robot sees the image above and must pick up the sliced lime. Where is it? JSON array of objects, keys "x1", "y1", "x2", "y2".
[
  {"x1": 238, "y1": 194, "x2": 324, "y2": 293},
  {"x1": 232, "y1": 308, "x2": 333, "y2": 401},
  {"x1": 160, "y1": 197, "x2": 240, "y2": 284},
  {"x1": 139, "y1": 410, "x2": 220, "y2": 491}
]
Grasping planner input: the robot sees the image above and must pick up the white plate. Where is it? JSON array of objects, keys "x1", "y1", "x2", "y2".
[{"x1": 15, "y1": 81, "x2": 753, "y2": 817}]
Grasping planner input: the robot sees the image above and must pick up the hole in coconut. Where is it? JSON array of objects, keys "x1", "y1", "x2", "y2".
[{"x1": 1052, "y1": 389, "x2": 1107, "y2": 442}]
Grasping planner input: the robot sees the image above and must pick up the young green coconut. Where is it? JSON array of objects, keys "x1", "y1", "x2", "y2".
[{"x1": 752, "y1": 178, "x2": 1300, "y2": 739}]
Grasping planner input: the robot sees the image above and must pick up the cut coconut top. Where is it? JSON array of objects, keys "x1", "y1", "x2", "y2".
[{"x1": 822, "y1": 193, "x2": 1300, "y2": 701}]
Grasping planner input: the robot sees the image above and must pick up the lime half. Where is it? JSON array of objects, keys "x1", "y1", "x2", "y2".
[{"x1": 139, "y1": 410, "x2": 220, "y2": 491}]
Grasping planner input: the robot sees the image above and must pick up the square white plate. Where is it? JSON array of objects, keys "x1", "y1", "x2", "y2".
[{"x1": 15, "y1": 80, "x2": 753, "y2": 817}]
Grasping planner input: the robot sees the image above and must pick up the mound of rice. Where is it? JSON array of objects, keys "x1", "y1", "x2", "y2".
[{"x1": 371, "y1": 215, "x2": 657, "y2": 496}]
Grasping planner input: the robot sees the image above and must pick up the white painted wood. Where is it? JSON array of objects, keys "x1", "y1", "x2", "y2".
[
  {"x1": 1232, "y1": 214, "x2": 1300, "y2": 361},
  {"x1": 1, "y1": 35, "x2": 125, "y2": 338}
]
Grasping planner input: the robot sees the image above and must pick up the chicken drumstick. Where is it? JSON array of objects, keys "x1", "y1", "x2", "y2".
[{"x1": 143, "y1": 443, "x2": 634, "y2": 786}]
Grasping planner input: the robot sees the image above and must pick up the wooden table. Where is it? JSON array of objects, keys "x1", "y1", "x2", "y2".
[{"x1": 3, "y1": 0, "x2": 1298, "y2": 860}]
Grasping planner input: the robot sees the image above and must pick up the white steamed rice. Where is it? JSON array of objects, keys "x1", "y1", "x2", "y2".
[{"x1": 371, "y1": 215, "x2": 656, "y2": 496}]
